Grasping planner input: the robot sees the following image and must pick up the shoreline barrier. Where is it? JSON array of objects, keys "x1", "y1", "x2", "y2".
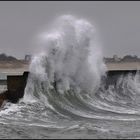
[{"x1": 0, "y1": 70, "x2": 139, "y2": 107}]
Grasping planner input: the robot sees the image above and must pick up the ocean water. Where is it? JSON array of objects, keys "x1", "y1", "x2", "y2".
[
  {"x1": 1, "y1": 74, "x2": 140, "y2": 139},
  {"x1": 0, "y1": 15, "x2": 140, "y2": 139}
]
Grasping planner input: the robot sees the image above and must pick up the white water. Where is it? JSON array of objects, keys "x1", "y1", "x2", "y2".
[{"x1": 24, "y1": 15, "x2": 106, "y2": 103}]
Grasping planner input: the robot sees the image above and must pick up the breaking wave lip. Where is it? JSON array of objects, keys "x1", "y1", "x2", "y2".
[{"x1": 1, "y1": 15, "x2": 140, "y2": 129}]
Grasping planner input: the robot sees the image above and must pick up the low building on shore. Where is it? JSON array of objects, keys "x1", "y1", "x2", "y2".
[{"x1": 25, "y1": 55, "x2": 32, "y2": 62}]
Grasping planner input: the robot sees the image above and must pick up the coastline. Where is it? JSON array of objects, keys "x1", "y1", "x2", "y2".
[
  {"x1": 0, "y1": 60, "x2": 29, "y2": 74},
  {"x1": 0, "y1": 61, "x2": 140, "y2": 73}
]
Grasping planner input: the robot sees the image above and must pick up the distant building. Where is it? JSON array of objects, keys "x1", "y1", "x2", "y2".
[
  {"x1": 113, "y1": 55, "x2": 121, "y2": 62},
  {"x1": 104, "y1": 55, "x2": 140, "y2": 63},
  {"x1": 104, "y1": 55, "x2": 120, "y2": 63},
  {"x1": 104, "y1": 57, "x2": 114, "y2": 63},
  {"x1": 25, "y1": 55, "x2": 32, "y2": 62},
  {"x1": 121, "y1": 55, "x2": 140, "y2": 62}
]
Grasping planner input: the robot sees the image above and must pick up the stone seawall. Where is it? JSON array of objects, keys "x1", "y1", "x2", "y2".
[
  {"x1": 104, "y1": 70, "x2": 138, "y2": 89},
  {"x1": 0, "y1": 71, "x2": 29, "y2": 106},
  {"x1": 0, "y1": 68, "x2": 139, "y2": 107}
]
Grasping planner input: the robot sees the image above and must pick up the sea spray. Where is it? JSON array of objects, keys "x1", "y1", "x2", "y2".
[{"x1": 23, "y1": 15, "x2": 106, "y2": 104}]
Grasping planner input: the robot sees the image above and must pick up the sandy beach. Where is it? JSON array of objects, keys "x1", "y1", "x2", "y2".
[
  {"x1": 0, "y1": 61, "x2": 29, "y2": 74},
  {"x1": 0, "y1": 61, "x2": 140, "y2": 74},
  {"x1": 106, "y1": 61, "x2": 140, "y2": 71}
]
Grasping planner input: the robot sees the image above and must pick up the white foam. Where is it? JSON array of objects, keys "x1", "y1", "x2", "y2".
[{"x1": 24, "y1": 15, "x2": 106, "y2": 102}]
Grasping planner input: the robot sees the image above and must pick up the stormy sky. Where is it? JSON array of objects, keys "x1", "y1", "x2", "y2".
[{"x1": 0, "y1": 1, "x2": 140, "y2": 59}]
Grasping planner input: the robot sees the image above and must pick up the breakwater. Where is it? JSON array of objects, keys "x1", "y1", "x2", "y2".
[{"x1": 0, "y1": 70, "x2": 139, "y2": 107}]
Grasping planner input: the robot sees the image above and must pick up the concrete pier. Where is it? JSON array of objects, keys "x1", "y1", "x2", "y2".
[{"x1": 0, "y1": 71, "x2": 29, "y2": 106}]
